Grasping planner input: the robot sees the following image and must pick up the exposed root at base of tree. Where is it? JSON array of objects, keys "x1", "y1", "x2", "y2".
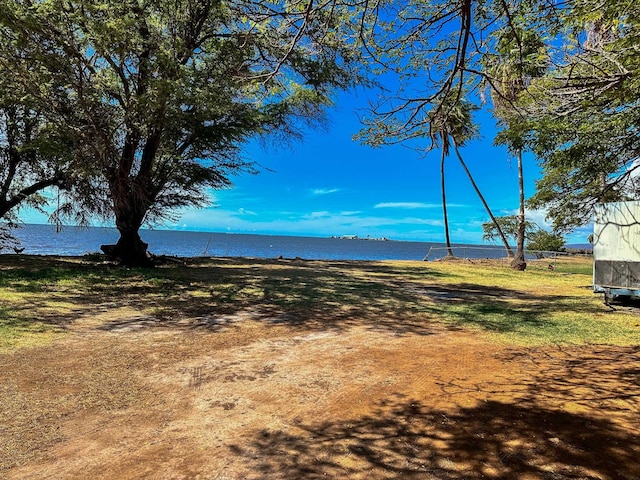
[{"x1": 510, "y1": 258, "x2": 527, "y2": 271}]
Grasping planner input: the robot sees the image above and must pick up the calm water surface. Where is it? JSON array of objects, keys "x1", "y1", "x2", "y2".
[{"x1": 9, "y1": 224, "x2": 507, "y2": 261}]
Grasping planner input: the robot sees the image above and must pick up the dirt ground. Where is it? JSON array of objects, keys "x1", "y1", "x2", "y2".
[{"x1": 2, "y1": 300, "x2": 639, "y2": 480}]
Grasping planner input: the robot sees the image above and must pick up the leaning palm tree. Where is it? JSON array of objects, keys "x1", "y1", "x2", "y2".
[{"x1": 428, "y1": 98, "x2": 513, "y2": 258}]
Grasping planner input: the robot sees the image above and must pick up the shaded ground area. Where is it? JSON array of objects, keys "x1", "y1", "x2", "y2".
[
  {"x1": 1, "y1": 256, "x2": 639, "y2": 479},
  {"x1": 249, "y1": 345, "x2": 640, "y2": 480},
  {"x1": 0, "y1": 255, "x2": 618, "y2": 342}
]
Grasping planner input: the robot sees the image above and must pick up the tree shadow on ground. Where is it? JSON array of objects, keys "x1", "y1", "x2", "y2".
[
  {"x1": 243, "y1": 345, "x2": 640, "y2": 480},
  {"x1": 401, "y1": 281, "x2": 599, "y2": 334},
  {"x1": 0, "y1": 256, "x2": 613, "y2": 339},
  {"x1": 0, "y1": 257, "x2": 449, "y2": 336},
  {"x1": 497, "y1": 345, "x2": 640, "y2": 414},
  {"x1": 246, "y1": 401, "x2": 639, "y2": 479}
]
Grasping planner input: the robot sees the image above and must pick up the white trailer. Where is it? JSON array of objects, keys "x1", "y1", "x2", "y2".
[{"x1": 593, "y1": 200, "x2": 640, "y2": 302}]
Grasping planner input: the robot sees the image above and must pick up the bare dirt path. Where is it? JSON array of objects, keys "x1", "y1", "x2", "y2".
[{"x1": 2, "y1": 310, "x2": 639, "y2": 479}]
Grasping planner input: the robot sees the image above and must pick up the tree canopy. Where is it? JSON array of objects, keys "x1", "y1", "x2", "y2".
[
  {"x1": 0, "y1": 37, "x2": 76, "y2": 235},
  {"x1": 1, "y1": 0, "x2": 638, "y2": 258},
  {"x1": 353, "y1": 0, "x2": 640, "y2": 238},
  {"x1": 0, "y1": 0, "x2": 362, "y2": 265},
  {"x1": 524, "y1": 0, "x2": 640, "y2": 231}
]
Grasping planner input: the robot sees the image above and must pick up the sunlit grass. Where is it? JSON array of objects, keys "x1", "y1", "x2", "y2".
[
  {"x1": 416, "y1": 258, "x2": 639, "y2": 345},
  {"x1": 0, "y1": 305, "x2": 64, "y2": 352},
  {"x1": 0, "y1": 254, "x2": 638, "y2": 351},
  {"x1": 437, "y1": 301, "x2": 640, "y2": 346},
  {"x1": 0, "y1": 285, "x2": 77, "y2": 351}
]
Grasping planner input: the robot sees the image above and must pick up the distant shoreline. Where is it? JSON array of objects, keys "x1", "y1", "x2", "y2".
[
  {"x1": 7, "y1": 224, "x2": 592, "y2": 260},
  {"x1": 329, "y1": 235, "x2": 394, "y2": 241}
]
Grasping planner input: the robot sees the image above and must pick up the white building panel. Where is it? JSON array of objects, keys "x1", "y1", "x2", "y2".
[{"x1": 593, "y1": 201, "x2": 640, "y2": 262}]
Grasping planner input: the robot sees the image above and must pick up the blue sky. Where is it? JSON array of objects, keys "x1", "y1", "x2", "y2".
[
  {"x1": 171, "y1": 90, "x2": 593, "y2": 246},
  {"x1": 22, "y1": 89, "x2": 592, "y2": 245}
]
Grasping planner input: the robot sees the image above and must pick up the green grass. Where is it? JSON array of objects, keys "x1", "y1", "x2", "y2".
[
  {"x1": 419, "y1": 259, "x2": 639, "y2": 345},
  {"x1": 0, "y1": 305, "x2": 64, "y2": 351},
  {"x1": 526, "y1": 256, "x2": 594, "y2": 275},
  {"x1": 0, "y1": 255, "x2": 638, "y2": 351}
]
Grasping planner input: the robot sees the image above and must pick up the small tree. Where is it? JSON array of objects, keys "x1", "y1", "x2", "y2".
[
  {"x1": 527, "y1": 230, "x2": 565, "y2": 252},
  {"x1": 482, "y1": 215, "x2": 538, "y2": 244},
  {"x1": 483, "y1": 215, "x2": 565, "y2": 252}
]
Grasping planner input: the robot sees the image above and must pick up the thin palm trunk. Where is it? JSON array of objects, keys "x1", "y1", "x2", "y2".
[
  {"x1": 452, "y1": 137, "x2": 513, "y2": 257},
  {"x1": 511, "y1": 148, "x2": 527, "y2": 270},
  {"x1": 440, "y1": 146, "x2": 454, "y2": 257}
]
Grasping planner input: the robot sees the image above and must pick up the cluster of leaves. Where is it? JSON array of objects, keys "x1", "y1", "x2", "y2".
[
  {"x1": 481, "y1": 215, "x2": 565, "y2": 252},
  {"x1": 0, "y1": 0, "x2": 365, "y2": 264},
  {"x1": 523, "y1": 0, "x2": 640, "y2": 231}
]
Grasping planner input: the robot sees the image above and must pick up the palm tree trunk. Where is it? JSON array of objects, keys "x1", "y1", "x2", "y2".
[
  {"x1": 452, "y1": 138, "x2": 514, "y2": 257},
  {"x1": 441, "y1": 147, "x2": 455, "y2": 257},
  {"x1": 511, "y1": 148, "x2": 527, "y2": 270}
]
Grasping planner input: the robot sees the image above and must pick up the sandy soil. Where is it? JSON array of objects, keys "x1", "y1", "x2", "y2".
[{"x1": 2, "y1": 305, "x2": 639, "y2": 479}]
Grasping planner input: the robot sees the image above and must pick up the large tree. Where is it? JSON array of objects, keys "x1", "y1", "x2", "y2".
[
  {"x1": 0, "y1": 0, "x2": 360, "y2": 266},
  {"x1": 525, "y1": 0, "x2": 640, "y2": 232}
]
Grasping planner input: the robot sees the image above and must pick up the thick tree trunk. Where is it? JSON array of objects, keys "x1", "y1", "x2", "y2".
[
  {"x1": 100, "y1": 124, "x2": 163, "y2": 267},
  {"x1": 103, "y1": 176, "x2": 154, "y2": 267},
  {"x1": 441, "y1": 148, "x2": 455, "y2": 257},
  {"x1": 511, "y1": 148, "x2": 527, "y2": 271},
  {"x1": 102, "y1": 227, "x2": 152, "y2": 268},
  {"x1": 452, "y1": 139, "x2": 514, "y2": 258}
]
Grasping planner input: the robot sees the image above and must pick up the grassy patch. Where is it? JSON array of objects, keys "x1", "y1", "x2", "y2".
[
  {"x1": 0, "y1": 255, "x2": 638, "y2": 350},
  {"x1": 0, "y1": 306, "x2": 64, "y2": 352},
  {"x1": 419, "y1": 259, "x2": 639, "y2": 345}
]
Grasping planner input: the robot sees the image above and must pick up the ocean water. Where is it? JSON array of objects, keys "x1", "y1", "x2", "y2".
[{"x1": 7, "y1": 224, "x2": 507, "y2": 261}]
